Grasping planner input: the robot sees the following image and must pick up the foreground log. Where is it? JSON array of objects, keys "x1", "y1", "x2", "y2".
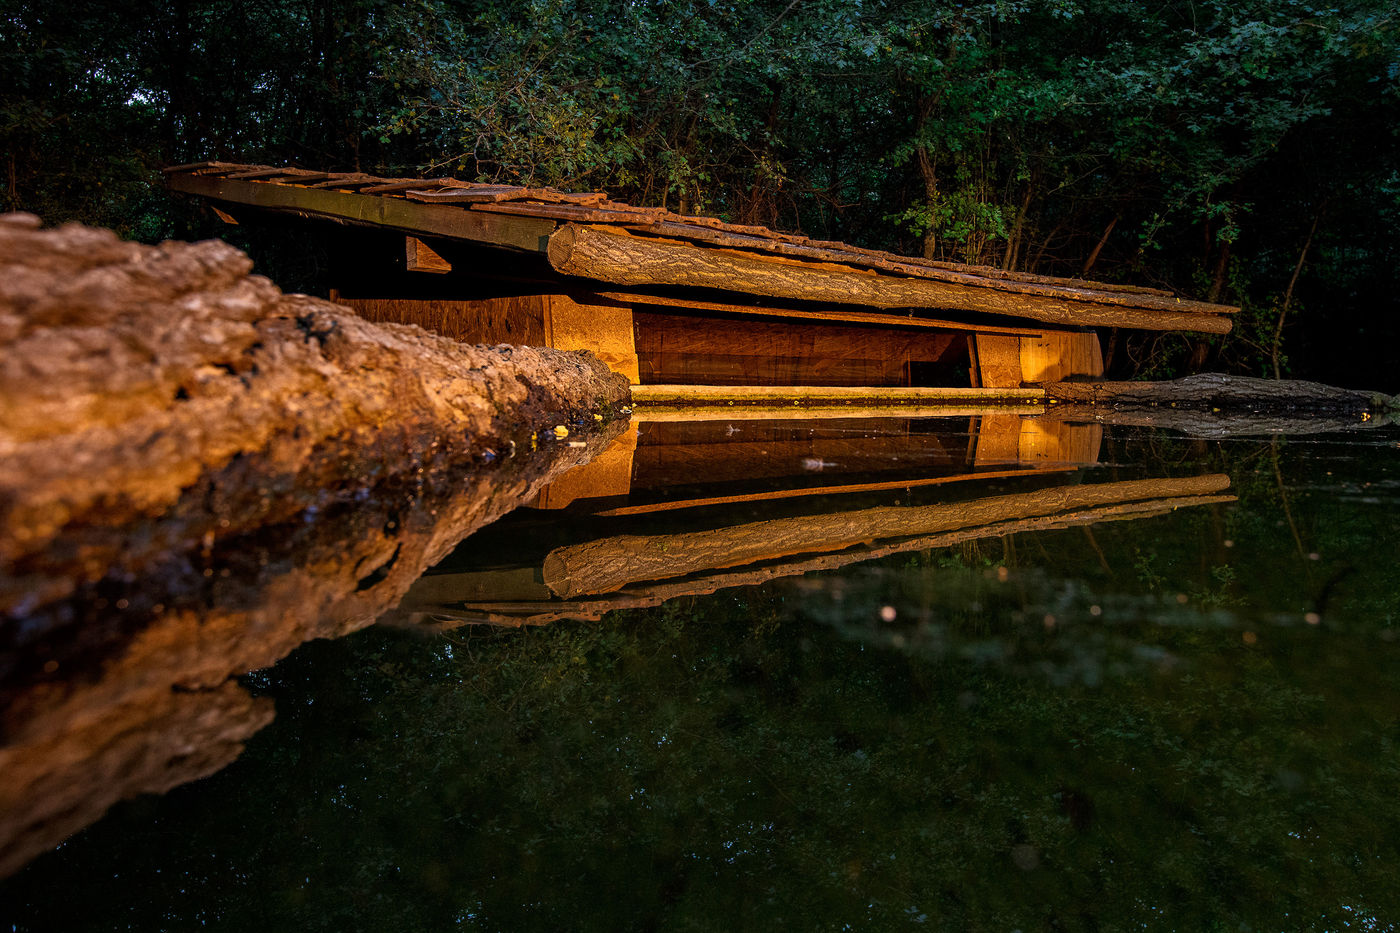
[
  {"x1": 0, "y1": 213, "x2": 630, "y2": 877},
  {"x1": 0, "y1": 213, "x2": 629, "y2": 618},
  {"x1": 547, "y1": 223, "x2": 1235, "y2": 334}
]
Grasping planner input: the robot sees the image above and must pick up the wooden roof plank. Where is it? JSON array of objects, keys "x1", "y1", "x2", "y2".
[
  {"x1": 470, "y1": 201, "x2": 667, "y2": 224},
  {"x1": 167, "y1": 171, "x2": 557, "y2": 252},
  {"x1": 359, "y1": 178, "x2": 468, "y2": 194}
]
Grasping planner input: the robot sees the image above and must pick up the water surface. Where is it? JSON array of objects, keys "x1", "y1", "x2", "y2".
[{"x1": 3, "y1": 415, "x2": 1398, "y2": 931}]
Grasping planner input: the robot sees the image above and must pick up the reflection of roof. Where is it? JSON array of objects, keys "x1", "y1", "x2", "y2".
[{"x1": 164, "y1": 161, "x2": 1236, "y2": 334}]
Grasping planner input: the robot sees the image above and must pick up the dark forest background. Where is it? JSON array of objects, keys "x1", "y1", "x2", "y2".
[{"x1": 3, "y1": 0, "x2": 1397, "y2": 387}]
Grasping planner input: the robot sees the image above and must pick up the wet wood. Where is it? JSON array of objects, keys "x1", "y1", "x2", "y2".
[
  {"x1": 406, "y1": 489, "x2": 1234, "y2": 628},
  {"x1": 589, "y1": 467, "x2": 1069, "y2": 518},
  {"x1": 542, "y1": 475, "x2": 1232, "y2": 598},
  {"x1": 973, "y1": 415, "x2": 1103, "y2": 466},
  {"x1": 547, "y1": 225, "x2": 1234, "y2": 334},
  {"x1": 622, "y1": 419, "x2": 975, "y2": 496},
  {"x1": 630, "y1": 384, "x2": 1046, "y2": 405}
]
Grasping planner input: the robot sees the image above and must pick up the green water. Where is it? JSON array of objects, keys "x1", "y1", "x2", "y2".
[{"x1": 4, "y1": 423, "x2": 1400, "y2": 931}]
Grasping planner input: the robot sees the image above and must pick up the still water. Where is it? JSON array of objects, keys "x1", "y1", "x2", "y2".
[{"x1": 3, "y1": 413, "x2": 1400, "y2": 931}]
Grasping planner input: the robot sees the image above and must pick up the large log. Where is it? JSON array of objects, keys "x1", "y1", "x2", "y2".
[
  {"x1": 0, "y1": 212, "x2": 631, "y2": 878},
  {"x1": 547, "y1": 224, "x2": 1235, "y2": 334}
]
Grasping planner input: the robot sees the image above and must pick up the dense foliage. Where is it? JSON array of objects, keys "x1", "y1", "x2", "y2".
[{"x1": 3, "y1": 0, "x2": 1397, "y2": 385}]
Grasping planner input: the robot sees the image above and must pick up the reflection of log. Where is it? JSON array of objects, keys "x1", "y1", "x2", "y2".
[
  {"x1": 1047, "y1": 374, "x2": 1396, "y2": 415},
  {"x1": 542, "y1": 475, "x2": 1232, "y2": 599},
  {"x1": 399, "y1": 482, "x2": 1234, "y2": 628},
  {"x1": 547, "y1": 224, "x2": 1234, "y2": 334}
]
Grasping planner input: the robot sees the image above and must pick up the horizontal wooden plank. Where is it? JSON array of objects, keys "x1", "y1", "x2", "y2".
[
  {"x1": 471, "y1": 201, "x2": 668, "y2": 224},
  {"x1": 630, "y1": 384, "x2": 1047, "y2": 405},
  {"x1": 359, "y1": 178, "x2": 467, "y2": 194},
  {"x1": 633, "y1": 404, "x2": 1048, "y2": 420},
  {"x1": 166, "y1": 173, "x2": 557, "y2": 251},
  {"x1": 591, "y1": 467, "x2": 1063, "y2": 517},
  {"x1": 596, "y1": 290, "x2": 1043, "y2": 336}
]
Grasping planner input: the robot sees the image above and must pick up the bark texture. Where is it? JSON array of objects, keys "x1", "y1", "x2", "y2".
[
  {"x1": 547, "y1": 224, "x2": 1235, "y2": 334},
  {"x1": 0, "y1": 213, "x2": 631, "y2": 878},
  {"x1": 0, "y1": 212, "x2": 629, "y2": 614}
]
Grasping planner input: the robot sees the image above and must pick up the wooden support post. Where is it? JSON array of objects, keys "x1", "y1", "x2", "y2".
[
  {"x1": 974, "y1": 335, "x2": 1025, "y2": 388},
  {"x1": 975, "y1": 331, "x2": 1103, "y2": 388},
  {"x1": 544, "y1": 294, "x2": 640, "y2": 383}
]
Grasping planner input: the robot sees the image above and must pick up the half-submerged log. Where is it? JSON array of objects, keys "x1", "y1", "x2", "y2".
[
  {"x1": 547, "y1": 224, "x2": 1235, "y2": 334},
  {"x1": 0, "y1": 213, "x2": 629, "y2": 618},
  {"x1": 0, "y1": 213, "x2": 631, "y2": 877}
]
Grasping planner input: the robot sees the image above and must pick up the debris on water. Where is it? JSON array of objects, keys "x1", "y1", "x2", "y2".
[
  {"x1": 802, "y1": 457, "x2": 837, "y2": 471},
  {"x1": 553, "y1": 425, "x2": 570, "y2": 439}
]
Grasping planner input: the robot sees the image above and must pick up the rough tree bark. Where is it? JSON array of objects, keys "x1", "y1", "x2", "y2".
[
  {"x1": 0, "y1": 212, "x2": 631, "y2": 878},
  {"x1": 547, "y1": 224, "x2": 1234, "y2": 334}
]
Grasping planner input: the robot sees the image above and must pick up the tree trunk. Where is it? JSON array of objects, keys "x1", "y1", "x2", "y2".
[
  {"x1": 1271, "y1": 212, "x2": 1320, "y2": 379},
  {"x1": 546, "y1": 224, "x2": 1235, "y2": 333}
]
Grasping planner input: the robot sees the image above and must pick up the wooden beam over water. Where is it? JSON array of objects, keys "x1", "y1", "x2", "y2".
[{"x1": 630, "y1": 384, "x2": 1049, "y2": 407}]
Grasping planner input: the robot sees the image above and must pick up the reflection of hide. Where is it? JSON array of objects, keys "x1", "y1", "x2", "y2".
[
  {"x1": 541, "y1": 475, "x2": 1233, "y2": 599},
  {"x1": 533, "y1": 413, "x2": 1103, "y2": 512},
  {"x1": 973, "y1": 415, "x2": 1103, "y2": 466},
  {"x1": 398, "y1": 473, "x2": 1233, "y2": 627}
]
